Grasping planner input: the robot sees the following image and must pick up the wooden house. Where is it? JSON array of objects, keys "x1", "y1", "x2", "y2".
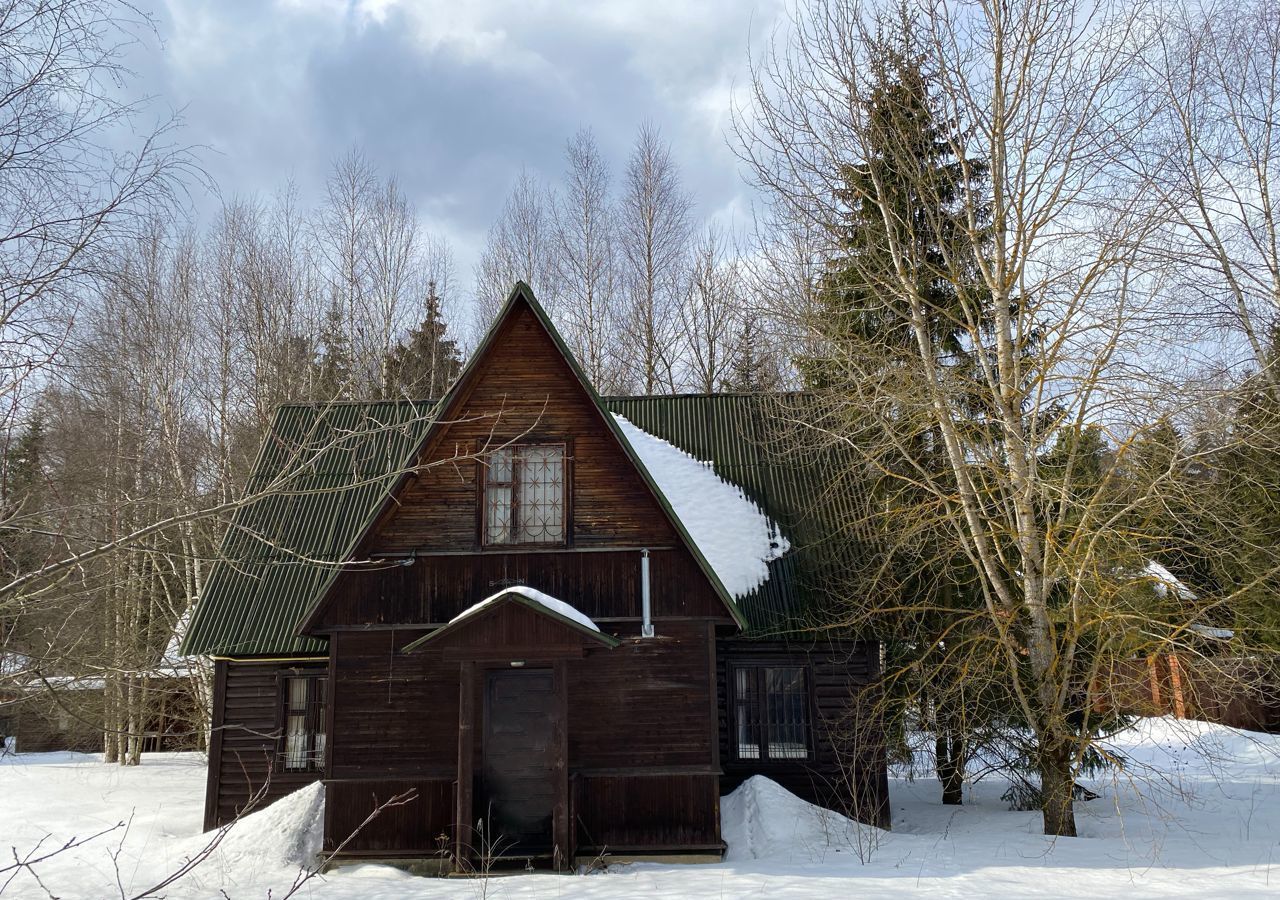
[{"x1": 181, "y1": 283, "x2": 888, "y2": 869}]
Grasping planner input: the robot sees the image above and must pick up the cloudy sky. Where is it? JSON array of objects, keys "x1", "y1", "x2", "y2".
[{"x1": 135, "y1": 0, "x2": 785, "y2": 301}]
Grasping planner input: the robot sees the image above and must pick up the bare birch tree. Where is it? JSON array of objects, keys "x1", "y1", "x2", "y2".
[
  {"x1": 0, "y1": 0, "x2": 191, "y2": 753},
  {"x1": 0, "y1": 0, "x2": 187, "y2": 411},
  {"x1": 473, "y1": 168, "x2": 560, "y2": 332},
  {"x1": 617, "y1": 124, "x2": 694, "y2": 392},
  {"x1": 554, "y1": 129, "x2": 624, "y2": 392},
  {"x1": 364, "y1": 177, "x2": 420, "y2": 390},
  {"x1": 1139, "y1": 0, "x2": 1280, "y2": 395},
  {"x1": 680, "y1": 225, "x2": 743, "y2": 392}
]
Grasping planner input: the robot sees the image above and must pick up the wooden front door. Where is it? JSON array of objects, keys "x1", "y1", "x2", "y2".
[{"x1": 481, "y1": 669, "x2": 556, "y2": 856}]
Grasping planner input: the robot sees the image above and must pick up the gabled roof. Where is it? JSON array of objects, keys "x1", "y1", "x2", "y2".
[
  {"x1": 293, "y1": 283, "x2": 748, "y2": 635},
  {"x1": 183, "y1": 285, "x2": 864, "y2": 657},
  {"x1": 184, "y1": 285, "x2": 783, "y2": 660},
  {"x1": 506, "y1": 284, "x2": 751, "y2": 629}
]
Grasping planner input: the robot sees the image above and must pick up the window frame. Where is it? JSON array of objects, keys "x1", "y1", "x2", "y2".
[
  {"x1": 728, "y1": 662, "x2": 814, "y2": 763},
  {"x1": 478, "y1": 440, "x2": 571, "y2": 549},
  {"x1": 277, "y1": 672, "x2": 327, "y2": 773}
]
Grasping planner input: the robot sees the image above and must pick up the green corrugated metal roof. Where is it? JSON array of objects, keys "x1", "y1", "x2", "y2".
[
  {"x1": 183, "y1": 287, "x2": 869, "y2": 657},
  {"x1": 182, "y1": 391, "x2": 863, "y2": 657},
  {"x1": 181, "y1": 400, "x2": 439, "y2": 656},
  {"x1": 605, "y1": 393, "x2": 866, "y2": 633}
]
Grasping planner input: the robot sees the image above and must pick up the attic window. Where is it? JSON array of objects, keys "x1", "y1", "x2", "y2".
[{"x1": 483, "y1": 444, "x2": 567, "y2": 546}]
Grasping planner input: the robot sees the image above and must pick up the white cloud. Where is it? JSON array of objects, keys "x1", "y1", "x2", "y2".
[{"x1": 145, "y1": 0, "x2": 781, "y2": 307}]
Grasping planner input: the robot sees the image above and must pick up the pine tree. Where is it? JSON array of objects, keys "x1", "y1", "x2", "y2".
[{"x1": 382, "y1": 281, "x2": 463, "y2": 399}]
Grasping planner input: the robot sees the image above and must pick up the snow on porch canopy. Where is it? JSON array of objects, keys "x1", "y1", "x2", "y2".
[
  {"x1": 613, "y1": 414, "x2": 790, "y2": 599},
  {"x1": 452, "y1": 585, "x2": 601, "y2": 633},
  {"x1": 402, "y1": 586, "x2": 621, "y2": 652}
]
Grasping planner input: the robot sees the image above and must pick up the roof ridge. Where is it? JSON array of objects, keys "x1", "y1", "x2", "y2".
[{"x1": 273, "y1": 398, "x2": 441, "y2": 410}]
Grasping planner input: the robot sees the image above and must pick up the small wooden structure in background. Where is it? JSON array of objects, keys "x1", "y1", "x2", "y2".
[{"x1": 1097, "y1": 653, "x2": 1280, "y2": 733}]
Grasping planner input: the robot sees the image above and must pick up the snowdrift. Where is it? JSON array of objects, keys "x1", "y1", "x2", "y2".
[
  {"x1": 165, "y1": 781, "x2": 325, "y2": 891},
  {"x1": 7, "y1": 718, "x2": 1280, "y2": 897},
  {"x1": 721, "y1": 775, "x2": 883, "y2": 862}
]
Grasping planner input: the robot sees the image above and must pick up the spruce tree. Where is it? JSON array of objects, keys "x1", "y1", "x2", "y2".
[
  {"x1": 1214, "y1": 339, "x2": 1280, "y2": 649},
  {"x1": 801, "y1": 19, "x2": 988, "y2": 390},
  {"x1": 313, "y1": 302, "x2": 356, "y2": 400},
  {"x1": 381, "y1": 281, "x2": 463, "y2": 400},
  {"x1": 802, "y1": 15, "x2": 996, "y2": 806}
]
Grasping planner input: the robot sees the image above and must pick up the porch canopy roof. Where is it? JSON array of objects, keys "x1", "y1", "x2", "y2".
[{"x1": 402, "y1": 587, "x2": 621, "y2": 658}]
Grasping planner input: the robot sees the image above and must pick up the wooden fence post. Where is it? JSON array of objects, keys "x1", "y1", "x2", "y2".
[
  {"x1": 1147, "y1": 655, "x2": 1162, "y2": 711},
  {"x1": 1168, "y1": 654, "x2": 1187, "y2": 719}
]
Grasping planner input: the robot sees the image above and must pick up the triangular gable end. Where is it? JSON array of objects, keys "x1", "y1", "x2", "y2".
[{"x1": 294, "y1": 282, "x2": 748, "y2": 635}]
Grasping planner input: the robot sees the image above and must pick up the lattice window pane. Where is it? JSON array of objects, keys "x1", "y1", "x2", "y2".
[
  {"x1": 766, "y1": 667, "x2": 809, "y2": 759},
  {"x1": 517, "y1": 446, "x2": 565, "y2": 542},
  {"x1": 282, "y1": 676, "x2": 327, "y2": 772},
  {"x1": 313, "y1": 678, "x2": 327, "y2": 767},
  {"x1": 284, "y1": 677, "x2": 309, "y2": 770},
  {"x1": 485, "y1": 448, "x2": 514, "y2": 544},
  {"x1": 483, "y1": 444, "x2": 565, "y2": 545},
  {"x1": 489, "y1": 447, "x2": 513, "y2": 482},
  {"x1": 735, "y1": 667, "x2": 761, "y2": 759}
]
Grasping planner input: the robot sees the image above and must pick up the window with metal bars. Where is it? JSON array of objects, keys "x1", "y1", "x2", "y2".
[
  {"x1": 732, "y1": 665, "x2": 810, "y2": 761},
  {"x1": 482, "y1": 444, "x2": 567, "y2": 545},
  {"x1": 280, "y1": 675, "x2": 326, "y2": 772}
]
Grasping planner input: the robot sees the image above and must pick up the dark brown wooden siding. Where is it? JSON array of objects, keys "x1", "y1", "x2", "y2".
[
  {"x1": 206, "y1": 659, "x2": 327, "y2": 830},
  {"x1": 318, "y1": 630, "x2": 459, "y2": 854},
  {"x1": 317, "y1": 618, "x2": 722, "y2": 856},
  {"x1": 567, "y1": 621, "x2": 715, "y2": 770},
  {"x1": 573, "y1": 772, "x2": 721, "y2": 852},
  {"x1": 317, "y1": 547, "x2": 723, "y2": 629},
  {"x1": 329, "y1": 630, "x2": 456, "y2": 779},
  {"x1": 367, "y1": 304, "x2": 686, "y2": 555},
  {"x1": 565, "y1": 620, "x2": 721, "y2": 852},
  {"x1": 716, "y1": 639, "x2": 890, "y2": 828},
  {"x1": 324, "y1": 777, "x2": 454, "y2": 856}
]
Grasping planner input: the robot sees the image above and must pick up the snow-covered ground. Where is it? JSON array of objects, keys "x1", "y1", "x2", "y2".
[{"x1": 2, "y1": 718, "x2": 1278, "y2": 898}]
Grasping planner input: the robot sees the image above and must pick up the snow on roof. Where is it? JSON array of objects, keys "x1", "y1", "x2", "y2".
[
  {"x1": 613, "y1": 414, "x2": 789, "y2": 598},
  {"x1": 159, "y1": 607, "x2": 197, "y2": 673},
  {"x1": 34, "y1": 675, "x2": 106, "y2": 691},
  {"x1": 449, "y1": 585, "x2": 601, "y2": 633},
  {"x1": 1141, "y1": 563, "x2": 1231, "y2": 640},
  {"x1": 1144, "y1": 561, "x2": 1198, "y2": 601},
  {"x1": 1189, "y1": 623, "x2": 1234, "y2": 641},
  {"x1": 1, "y1": 652, "x2": 31, "y2": 678}
]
